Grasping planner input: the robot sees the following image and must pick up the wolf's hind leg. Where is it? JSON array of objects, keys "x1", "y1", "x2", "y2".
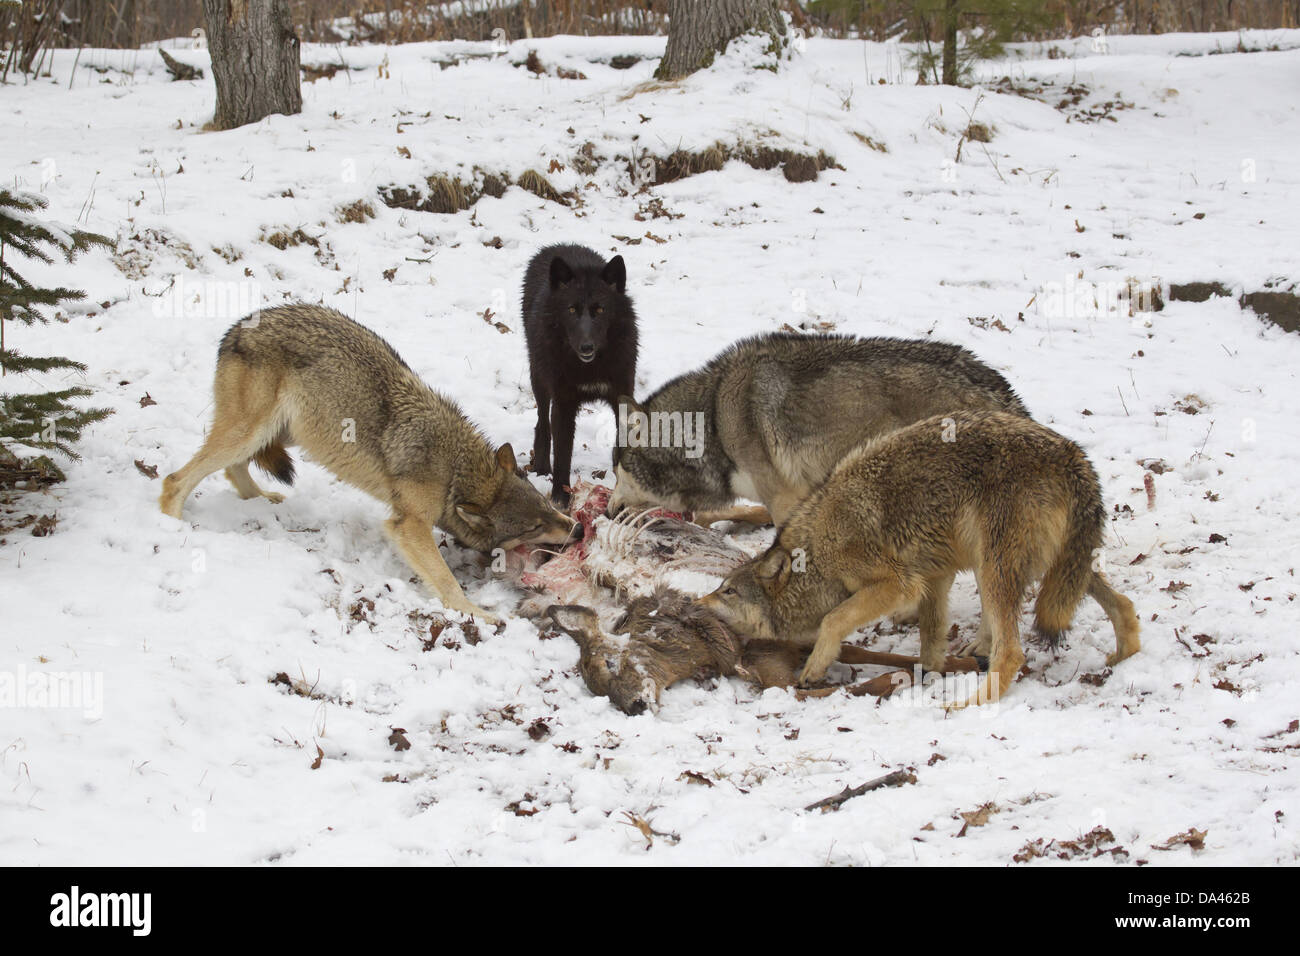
[
  {"x1": 1088, "y1": 573, "x2": 1141, "y2": 666},
  {"x1": 160, "y1": 361, "x2": 284, "y2": 519},
  {"x1": 949, "y1": 568, "x2": 1026, "y2": 710},
  {"x1": 224, "y1": 462, "x2": 285, "y2": 504},
  {"x1": 948, "y1": 605, "x2": 1024, "y2": 710},
  {"x1": 160, "y1": 419, "x2": 282, "y2": 518}
]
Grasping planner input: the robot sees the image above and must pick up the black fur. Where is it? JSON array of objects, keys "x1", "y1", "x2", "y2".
[
  {"x1": 522, "y1": 243, "x2": 639, "y2": 506},
  {"x1": 252, "y1": 438, "x2": 296, "y2": 485}
]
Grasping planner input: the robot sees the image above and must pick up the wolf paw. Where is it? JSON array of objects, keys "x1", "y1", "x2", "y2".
[
  {"x1": 468, "y1": 606, "x2": 500, "y2": 626},
  {"x1": 955, "y1": 634, "x2": 991, "y2": 658},
  {"x1": 1105, "y1": 648, "x2": 1135, "y2": 667},
  {"x1": 263, "y1": 491, "x2": 286, "y2": 504},
  {"x1": 798, "y1": 657, "x2": 832, "y2": 686}
]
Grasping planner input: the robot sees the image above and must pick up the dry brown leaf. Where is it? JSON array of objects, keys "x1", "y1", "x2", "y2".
[{"x1": 1151, "y1": 828, "x2": 1207, "y2": 851}]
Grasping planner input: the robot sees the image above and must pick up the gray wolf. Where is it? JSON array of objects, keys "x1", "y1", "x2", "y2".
[
  {"x1": 158, "y1": 304, "x2": 576, "y2": 622},
  {"x1": 607, "y1": 332, "x2": 1027, "y2": 526},
  {"x1": 699, "y1": 410, "x2": 1140, "y2": 708}
]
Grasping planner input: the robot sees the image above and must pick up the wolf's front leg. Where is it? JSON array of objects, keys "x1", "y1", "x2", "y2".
[
  {"x1": 548, "y1": 397, "x2": 579, "y2": 508},
  {"x1": 955, "y1": 589, "x2": 993, "y2": 658},
  {"x1": 918, "y1": 572, "x2": 956, "y2": 673},
  {"x1": 799, "y1": 585, "x2": 904, "y2": 685},
  {"x1": 384, "y1": 512, "x2": 499, "y2": 624},
  {"x1": 532, "y1": 393, "x2": 552, "y2": 476}
]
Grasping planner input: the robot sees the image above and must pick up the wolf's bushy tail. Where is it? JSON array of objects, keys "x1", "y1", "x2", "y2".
[
  {"x1": 1033, "y1": 462, "x2": 1105, "y2": 644},
  {"x1": 252, "y1": 438, "x2": 295, "y2": 485}
]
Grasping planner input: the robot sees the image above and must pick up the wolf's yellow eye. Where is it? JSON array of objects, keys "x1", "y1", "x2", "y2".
[
  {"x1": 593, "y1": 305, "x2": 603, "y2": 315},
  {"x1": 569, "y1": 305, "x2": 579, "y2": 313}
]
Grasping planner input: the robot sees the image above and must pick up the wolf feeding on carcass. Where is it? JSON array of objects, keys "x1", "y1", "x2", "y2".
[{"x1": 512, "y1": 482, "x2": 973, "y2": 715}]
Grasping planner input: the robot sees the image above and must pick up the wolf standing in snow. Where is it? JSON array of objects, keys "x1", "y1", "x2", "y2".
[
  {"x1": 700, "y1": 410, "x2": 1140, "y2": 708},
  {"x1": 522, "y1": 244, "x2": 638, "y2": 508},
  {"x1": 158, "y1": 305, "x2": 576, "y2": 622},
  {"x1": 608, "y1": 332, "x2": 1028, "y2": 527}
]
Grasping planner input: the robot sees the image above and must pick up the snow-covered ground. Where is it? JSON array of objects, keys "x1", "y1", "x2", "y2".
[{"x1": 2, "y1": 27, "x2": 1298, "y2": 865}]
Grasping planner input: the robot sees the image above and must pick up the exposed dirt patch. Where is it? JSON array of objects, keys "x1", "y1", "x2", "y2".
[
  {"x1": 301, "y1": 62, "x2": 355, "y2": 83},
  {"x1": 379, "y1": 167, "x2": 566, "y2": 214},
  {"x1": 521, "y1": 49, "x2": 586, "y2": 80},
  {"x1": 1169, "y1": 279, "x2": 1300, "y2": 333},
  {"x1": 1241, "y1": 289, "x2": 1300, "y2": 333},
  {"x1": 991, "y1": 77, "x2": 1133, "y2": 123},
  {"x1": 631, "y1": 141, "x2": 840, "y2": 186},
  {"x1": 1169, "y1": 280, "x2": 1233, "y2": 303},
  {"x1": 606, "y1": 54, "x2": 645, "y2": 70}
]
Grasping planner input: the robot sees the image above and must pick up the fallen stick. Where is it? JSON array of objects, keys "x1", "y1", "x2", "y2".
[
  {"x1": 795, "y1": 651, "x2": 984, "y2": 701},
  {"x1": 796, "y1": 670, "x2": 912, "y2": 701},
  {"x1": 804, "y1": 770, "x2": 918, "y2": 812},
  {"x1": 837, "y1": 647, "x2": 982, "y2": 672}
]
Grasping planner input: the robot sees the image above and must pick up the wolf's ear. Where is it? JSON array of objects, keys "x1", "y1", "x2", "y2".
[
  {"x1": 495, "y1": 442, "x2": 518, "y2": 473},
  {"x1": 756, "y1": 548, "x2": 792, "y2": 591},
  {"x1": 550, "y1": 257, "x2": 574, "y2": 289},
  {"x1": 455, "y1": 503, "x2": 491, "y2": 531},
  {"x1": 601, "y1": 255, "x2": 626, "y2": 293}
]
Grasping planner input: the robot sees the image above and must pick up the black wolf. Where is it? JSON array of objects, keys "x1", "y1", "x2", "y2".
[{"x1": 522, "y1": 243, "x2": 639, "y2": 507}]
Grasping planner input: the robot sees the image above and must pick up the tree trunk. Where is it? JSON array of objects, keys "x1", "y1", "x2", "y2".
[
  {"x1": 941, "y1": 0, "x2": 959, "y2": 86},
  {"x1": 655, "y1": 0, "x2": 787, "y2": 81},
  {"x1": 201, "y1": 0, "x2": 301, "y2": 131}
]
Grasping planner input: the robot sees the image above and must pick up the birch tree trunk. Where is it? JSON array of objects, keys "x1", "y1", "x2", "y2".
[
  {"x1": 655, "y1": 0, "x2": 787, "y2": 81},
  {"x1": 201, "y1": 0, "x2": 301, "y2": 130}
]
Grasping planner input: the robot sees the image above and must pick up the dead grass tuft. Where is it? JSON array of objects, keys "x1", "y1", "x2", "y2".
[
  {"x1": 336, "y1": 199, "x2": 376, "y2": 224},
  {"x1": 517, "y1": 169, "x2": 569, "y2": 205},
  {"x1": 851, "y1": 131, "x2": 889, "y2": 153}
]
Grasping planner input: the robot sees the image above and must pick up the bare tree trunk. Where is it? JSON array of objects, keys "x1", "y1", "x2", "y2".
[
  {"x1": 201, "y1": 0, "x2": 301, "y2": 131},
  {"x1": 941, "y1": 0, "x2": 959, "y2": 86},
  {"x1": 655, "y1": 0, "x2": 787, "y2": 81}
]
